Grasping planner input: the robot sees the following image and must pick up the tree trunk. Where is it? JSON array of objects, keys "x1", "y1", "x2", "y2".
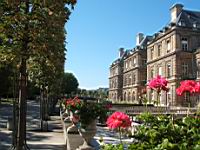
[
  {"x1": 40, "y1": 86, "x2": 48, "y2": 131},
  {"x1": 16, "y1": 1, "x2": 29, "y2": 149},
  {"x1": 16, "y1": 58, "x2": 28, "y2": 150}
]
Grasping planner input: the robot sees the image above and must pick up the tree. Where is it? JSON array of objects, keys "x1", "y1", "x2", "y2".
[
  {"x1": 62, "y1": 72, "x2": 79, "y2": 95},
  {"x1": 0, "y1": 0, "x2": 76, "y2": 149}
]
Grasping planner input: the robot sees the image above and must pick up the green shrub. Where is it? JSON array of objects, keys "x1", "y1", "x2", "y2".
[{"x1": 101, "y1": 112, "x2": 200, "y2": 150}]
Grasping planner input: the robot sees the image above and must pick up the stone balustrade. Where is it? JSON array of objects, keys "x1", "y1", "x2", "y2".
[{"x1": 110, "y1": 105, "x2": 198, "y2": 116}]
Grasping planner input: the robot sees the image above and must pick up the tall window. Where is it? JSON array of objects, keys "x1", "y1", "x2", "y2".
[
  {"x1": 181, "y1": 37, "x2": 188, "y2": 51},
  {"x1": 132, "y1": 57, "x2": 136, "y2": 67},
  {"x1": 183, "y1": 92, "x2": 190, "y2": 106},
  {"x1": 167, "y1": 63, "x2": 171, "y2": 78},
  {"x1": 128, "y1": 92, "x2": 131, "y2": 101},
  {"x1": 158, "y1": 66, "x2": 162, "y2": 76},
  {"x1": 128, "y1": 75, "x2": 132, "y2": 85},
  {"x1": 150, "y1": 48, "x2": 154, "y2": 60},
  {"x1": 129, "y1": 60, "x2": 131, "y2": 68},
  {"x1": 150, "y1": 68, "x2": 154, "y2": 78},
  {"x1": 158, "y1": 44, "x2": 162, "y2": 57},
  {"x1": 115, "y1": 67, "x2": 118, "y2": 75},
  {"x1": 182, "y1": 62, "x2": 188, "y2": 76},
  {"x1": 167, "y1": 89, "x2": 171, "y2": 106},
  {"x1": 125, "y1": 76, "x2": 128, "y2": 86},
  {"x1": 166, "y1": 40, "x2": 171, "y2": 53},
  {"x1": 197, "y1": 61, "x2": 200, "y2": 77},
  {"x1": 150, "y1": 90, "x2": 154, "y2": 101},
  {"x1": 132, "y1": 91, "x2": 136, "y2": 101},
  {"x1": 132, "y1": 73, "x2": 136, "y2": 84},
  {"x1": 142, "y1": 59, "x2": 147, "y2": 66},
  {"x1": 114, "y1": 93, "x2": 117, "y2": 100},
  {"x1": 124, "y1": 92, "x2": 127, "y2": 101}
]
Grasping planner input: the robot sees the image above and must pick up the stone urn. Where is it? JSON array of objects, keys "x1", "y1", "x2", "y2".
[
  {"x1": 66, "y1": 111, "x2": 79, "y2": 133},
  {"x1": 77, "y1": 120, "x2": 97, "y2": 150}
]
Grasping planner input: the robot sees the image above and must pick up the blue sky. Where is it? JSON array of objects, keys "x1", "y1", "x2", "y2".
[{"x1": 65, "y1": 0, "x2": 199, "y2": 90}]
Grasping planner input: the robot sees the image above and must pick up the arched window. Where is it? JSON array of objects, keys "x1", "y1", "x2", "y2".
[
  {"x1": 132, "y1": 73, "x2": 136, "y2": 84},
  {"x1": 129, "y1": 75, "x2": 132, "y2": 85},
  {"x1": 114, "y1": 93, "x2": 117, "y2": 101},
  {"x1": 128, "y1": 92, "x2": 131, "y2": 101},
  {"x1": 124, "y1": 92, "x2": 127, "y2": 101},
  {"x1": 132, "y1": 91, "x2": 136, "y2": 101},
  {"x1": 150, "y1": 90, "x2": 154, "y2": 101}
]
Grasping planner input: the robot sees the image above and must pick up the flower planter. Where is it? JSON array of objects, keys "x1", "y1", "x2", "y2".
[{"x1": 77, "y1": 120, "x2": 97, "y2": 150}]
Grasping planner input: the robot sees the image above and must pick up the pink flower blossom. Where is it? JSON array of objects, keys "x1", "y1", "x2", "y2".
[
  {"x1": 176, "y1": 86, "x2": 184, "y2": 96},
  {"x1": 148, "y1": 75, "x2": 168, "y2": 92},
  {"x1": 194, "y1": 82, "x2": 200, "y2": 93},
  {"x1": 106, "y1": 111, "x2": 131, "y2": 129},
  {"x1": 176, "y1": 80, "x2": 196, "y2": 96}
]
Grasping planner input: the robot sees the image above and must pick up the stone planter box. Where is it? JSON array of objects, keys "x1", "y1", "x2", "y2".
[{"x1": 60, "y1": 111, "x2": 100, "y2": 150}]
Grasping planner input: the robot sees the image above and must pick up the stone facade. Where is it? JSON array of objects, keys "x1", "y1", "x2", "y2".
[
  {"x1": 109, "y1": 35, "x2": 151, "y2": 104},
  {"x1": 109, "y1": 4, "x2": 200, "y2": 106},
  {"x1": 109, "y1": 55, "x2": 123, "y2": 103},
  {"x1": 122, "y1": 47, "x2": 147, "y2": 104}
]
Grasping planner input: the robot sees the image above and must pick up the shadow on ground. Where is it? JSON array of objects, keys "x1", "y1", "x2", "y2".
[
  {"x1": 0, "y1": 130, "x2": 12, "y2": 150},
  {"x1": 27, "y1": 144, "x2": 64, "y2": 150}
]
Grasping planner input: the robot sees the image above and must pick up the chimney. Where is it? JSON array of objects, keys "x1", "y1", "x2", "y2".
[
  {"x1": 136, "y1": 33, "x2": 144, "y2": 46},
  {"x1": 119, "y1": 48, "x2": 124, "y2": 58},
  {"x1": 170, "y1": 3, "x2": 183, "y2": 23}
]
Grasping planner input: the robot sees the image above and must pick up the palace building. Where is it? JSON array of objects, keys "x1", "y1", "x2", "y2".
[{"x1": 109, "y1": 4, "x2": 200, "y2": 106}]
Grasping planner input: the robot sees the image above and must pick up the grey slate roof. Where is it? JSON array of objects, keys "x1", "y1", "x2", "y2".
[
  {"x1": 176, "y1": 10, "x2": 200, "y2": 28},
  {"x1": 148, "y1": 8, "x2": 200, "y2": 45}
]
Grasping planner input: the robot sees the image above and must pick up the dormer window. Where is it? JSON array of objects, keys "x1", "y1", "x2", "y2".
[
  {"x1": 193, "y1": 23, "x2": 197, "y2": 28},
  {"x1": 193, "y1": 22, "x2": 200, "y2": 28},
  {"x1": 178, "y1": 20, "x2": 186, "y2": 26},
  {"x1": 181, "y1": 37, "x2": 188, "y2": 51}
]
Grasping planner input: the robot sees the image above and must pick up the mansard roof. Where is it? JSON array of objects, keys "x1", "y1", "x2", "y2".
[
  {"x1": 148, "y1": 8, "x2": 200, "y2": 45},
  {"x1": 176, "y1": 10, "x2": 200, "y2": 28}
]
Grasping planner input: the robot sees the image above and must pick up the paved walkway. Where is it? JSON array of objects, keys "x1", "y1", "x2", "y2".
[
  {"x1": 27, "y1": 116, "x2": 65, "y2": 150},
  {"x1": 0, "y1": 100, "x2": 65, "y2": 150}
]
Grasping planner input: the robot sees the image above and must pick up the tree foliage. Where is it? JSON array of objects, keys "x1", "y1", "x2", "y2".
[
  {"x1": 61, "y1": 72, "x2": 79, "y2": 95},
  {"x1": 0, "y1": 0, "x2": 77, "y2": 97}
]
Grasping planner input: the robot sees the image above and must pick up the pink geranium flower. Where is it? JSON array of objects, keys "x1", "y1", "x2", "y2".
[
  {"x1": 194, "y1": 82, "x2": 200, "y2": 93},
  {"x1": 176, "y1": 86, "x2": 184, "y2": 96},
  {"x1": 176, "y1": 80, "x2": 196, "y2": 96},
  {"x1": 106, "y1": 111, "x2": 131, "y2": 129},
  {"x1": 148, "y1": 75, "x2": 168, "y2": 92},
  {"x1": 106, "y1": 111, "x2": 131, "y2": 144}
]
